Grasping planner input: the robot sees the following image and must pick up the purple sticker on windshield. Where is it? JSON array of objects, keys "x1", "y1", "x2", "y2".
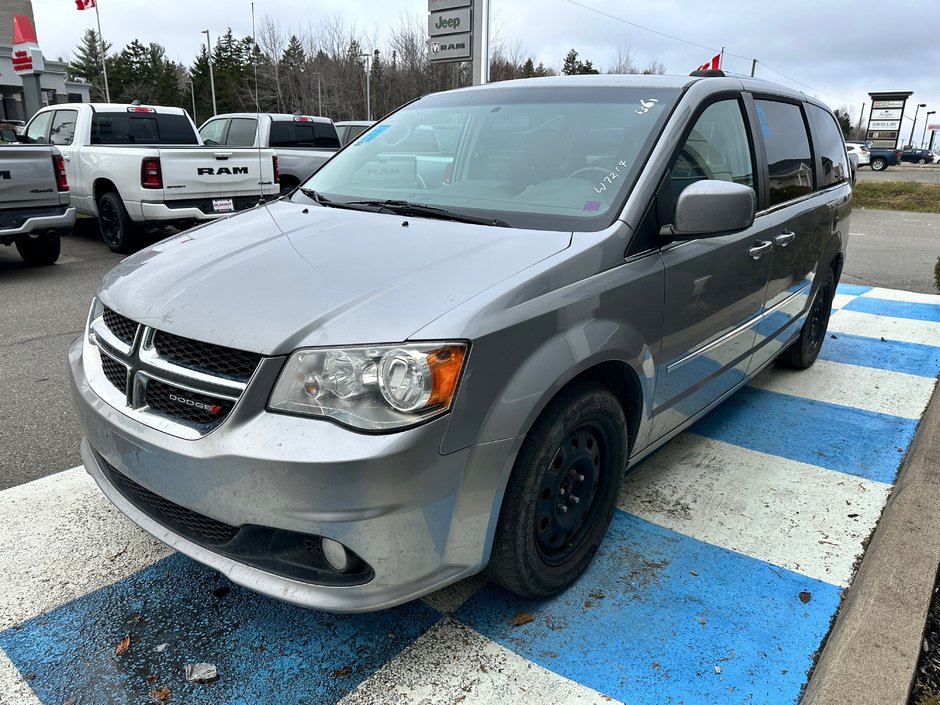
[{"x1": 583, "y1": 201, "x2": 602, "y2": 212}]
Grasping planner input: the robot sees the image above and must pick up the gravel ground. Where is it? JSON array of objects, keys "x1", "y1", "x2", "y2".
[{"x1": 910, "y1": 567, "x2": 940, "y2": 704}]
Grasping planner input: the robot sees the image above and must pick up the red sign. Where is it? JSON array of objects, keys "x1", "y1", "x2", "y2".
[{"x1": 12, "y1": 49, "x2": 33, "y2": 72}]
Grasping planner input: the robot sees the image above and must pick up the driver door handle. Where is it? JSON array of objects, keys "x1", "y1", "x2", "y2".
[
  {"x1": 774, "y1": 230, "x2": 796, "y2": 247},
  {"x1": 748, "y1": 241, "x2": 773, "y2": 260}
]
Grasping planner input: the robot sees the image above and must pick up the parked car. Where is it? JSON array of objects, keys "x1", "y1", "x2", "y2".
[
  {"x1": 334, "y1": 120, "x2": 374, "y2": 146},
  {"x1": 70, "y1": 72, "x2": 851, "y2": 612},
  {"x1": 19, "y1": 103, "x2": 280, "y2": 252},
  {"x1": 199, "y1": 113, "x2": 341, "y2": 193},
  {"x1": 847, "y1": 140, "x2": 901, "y2": 171},
  {"x1": 900, "y1": 148, "x2": 935, "y2": 164},
  {"x1": 845, "y1": 142, "x2": 870, "y2": 167},
  {"x1": 0, "y1": 138, "x2": 75, "y2": 265}
]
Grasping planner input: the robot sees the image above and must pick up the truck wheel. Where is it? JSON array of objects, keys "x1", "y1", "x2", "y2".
[
  {"x1": 97, "y1": 192, "x2": 140, "y2": 254},
  {"x1": 918, "y1": 158, "x2": 926, "y2": 164},
  {"x1": 779, "y1": 269, "x2": 835, "y2": 369},
  {"x1": 486, "y1": 382, "x2": 627, "y2": 598},
  {"x1": 870, "y1": 157, "x2": 887, "y2": 171},
  {"x1": 15, "y1": 235, "x2": 60, "y2": 266}
]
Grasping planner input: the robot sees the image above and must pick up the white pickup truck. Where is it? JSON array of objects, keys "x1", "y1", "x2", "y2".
[
  {"x1": 198, "y1": 113, "x2": 340, "y2": 193},
  {"x1": 0, "y1": 139, "x2": 75, "y2": 265},
  {"x1": 21, "y1": 103, "x2": 280, "y2": 252}
]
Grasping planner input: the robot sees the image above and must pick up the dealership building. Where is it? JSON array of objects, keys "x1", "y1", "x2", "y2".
[{"x1": 0, "y1": 0, "x2": 90, "y2": 122}]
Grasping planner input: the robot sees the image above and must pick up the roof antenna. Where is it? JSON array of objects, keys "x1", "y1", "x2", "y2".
[{"x1": 251, "y1": 2, "x2": 266, "y2": 207}]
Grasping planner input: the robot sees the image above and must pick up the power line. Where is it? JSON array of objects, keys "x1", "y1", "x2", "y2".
[{"x1": 565, "y1": 0, "x2": 861, "y2": 107}]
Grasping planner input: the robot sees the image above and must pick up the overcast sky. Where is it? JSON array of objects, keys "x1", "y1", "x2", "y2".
[{"x1": 29, "y1": 0, "x2": 940, "y2": 146}]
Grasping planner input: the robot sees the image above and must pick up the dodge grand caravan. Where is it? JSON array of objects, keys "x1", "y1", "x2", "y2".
[{"x1": 69, "y1": 71, "x2": 851, "y2": 612}]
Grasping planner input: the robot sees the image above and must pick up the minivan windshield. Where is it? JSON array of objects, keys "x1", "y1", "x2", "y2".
[{"x1": 294, "y1": 85, "x2": 680, "y2": 231}]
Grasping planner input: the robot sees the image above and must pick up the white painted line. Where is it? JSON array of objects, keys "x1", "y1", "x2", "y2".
[
  {"x1": 0, "y1": 467, "x2": 171, "y2": 630},
  {"x1": 0, "y1": 649, "x2": 43, "y2": 705},
  {"x1": 619, "y1": 435, "x2": 891, "y2": 588},
  {"x1": 828, "y1": 309, "x2": 940, "y2": 347},
  {"x1": 831, "y1": 293, "x2": 856, "y2": 310},
  {"x1": 339, "y1": 618, "x2": 623, "y2": 705},
  {"x1": 861, "y1": 288, "x2": 940, "y2": 305},
  {"x1": 749, "y1": 359, "x2": 936, "y2": 420}
]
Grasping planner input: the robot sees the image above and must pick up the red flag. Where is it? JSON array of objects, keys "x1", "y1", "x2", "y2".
[
  {"x1": 75, "y1": 0, "x2": 96, "y2": 10},
  {"x1": 697, "y1": 53, "x2": 720, "y2": 71}
]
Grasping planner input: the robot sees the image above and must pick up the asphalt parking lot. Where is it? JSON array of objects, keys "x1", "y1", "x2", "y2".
[{"x1": 1, "y1": 282, "x2": 938, "y2": 704}]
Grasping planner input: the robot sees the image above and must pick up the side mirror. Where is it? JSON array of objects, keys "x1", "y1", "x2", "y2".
[
  {"x1": 0, "y1": 128, "x2": 17, "y2": 143},
  {"x1": 660, "y1": 180, "x2": 756, "y2": 238}
]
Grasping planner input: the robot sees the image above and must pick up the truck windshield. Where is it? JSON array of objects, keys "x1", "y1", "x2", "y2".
[
  {"x1": 90, "y1": 113, "x2": 198, "y2": 145},
  {"x1": 296, "y1": 85, "x2": 680, "y2": 231}
]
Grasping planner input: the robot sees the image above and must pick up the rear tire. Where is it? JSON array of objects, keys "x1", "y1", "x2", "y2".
[
  {"x1": 918, "y1": 158, "x2": 926, "y2": 164},
  {"x1": 779, "y1": 269, "x2": 835, "y2": 369},
  {"x1": 486, "y1": 382, "x2": 627, "y2": 598},
  {"x1": 15, "y1": 235, "x2": 60, "y2": 266},
  {"x1": 97, "y1": 191, "x2": 140, "y2": 254},
  {"x1": 870, "y1": 157, "x2": 887, "y2": 171}
]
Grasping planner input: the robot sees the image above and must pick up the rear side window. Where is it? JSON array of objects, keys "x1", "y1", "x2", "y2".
[
  {"x1": 226, "y1": 118, "x2": 257, "y2": 147},
  {"x1": 50, "y1": 110, "x2": 78, "y2": 146},
  {"x1": 90, "y1": 112, "x2": 198, "y2": 145},
  {"x1": 270, "y1": 121, "x2": 341, "y2": 149},
  {"x1": 670, "y1": 98, "x2": 755, "y2": 212},
  {"x1": 754, "y1": 100, "x2": 813, "y2": 206},
  {"x1": 806, "y1": 104, "x2": 849, "y2": 188}
]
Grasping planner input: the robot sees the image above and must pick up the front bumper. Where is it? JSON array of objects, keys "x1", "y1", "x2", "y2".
[{"x1": 69, "y1": 336, "x2": 515, "y2": 612}]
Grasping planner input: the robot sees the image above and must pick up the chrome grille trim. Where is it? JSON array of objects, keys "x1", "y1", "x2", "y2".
[{"x1": 139, "y1": 328, "x2": 247, "y2": 395}]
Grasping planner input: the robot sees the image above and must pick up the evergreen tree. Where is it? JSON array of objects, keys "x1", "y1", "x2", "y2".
[
  {"x1": 68, "y1": 29, "x2": 112, "y2": 101},
  {"x1": 562, "y1": 49, "x2": 599, "y2": 75},
  {"x1": 279, "y1": 35, "x2": 306, "y2": 113}
]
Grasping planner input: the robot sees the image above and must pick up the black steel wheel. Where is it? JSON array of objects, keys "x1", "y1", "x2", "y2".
[
  {"x1": 487, "y1": 381, "x2": 627, "y2": 598},
  {"x1": 97, "y1": 191, "x2": 140, "y2": 254},
  {"x1": 15, "y1": 235, "x2": 60, "y2": 266},
  {"x1": 779, "y1": 268, "x2": 835, "y2": 369}
]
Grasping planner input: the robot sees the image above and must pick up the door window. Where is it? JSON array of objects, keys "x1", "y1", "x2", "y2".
[
  {"x1": 754, "y1": 100, "x2": 813, "y2": 206},
  {"x1": 50, "y1": 110, "x2": 78, "y2": 146},
  {"x1": 807, "y1": 104, "x2": 849, "y2": 188},
  {"x1": 199, "y1": 118, "x2": 227, "y2": 146},
  {"x1": 226, "y1": 118, "x2": 258, "y2": 147},
  {"x1": 25, "y1": 111, "x2": 52, "y2": 144},
  {"x1": 670, "y1": 99, "x2": 754, "y2": 212}
]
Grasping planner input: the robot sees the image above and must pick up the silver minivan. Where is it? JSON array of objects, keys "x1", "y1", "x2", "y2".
[{"x1": 70, "y1": 72, "x2": 851, "y2": 612}]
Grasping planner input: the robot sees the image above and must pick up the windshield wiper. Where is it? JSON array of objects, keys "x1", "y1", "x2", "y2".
[
  {"x1": 297, "y1": 188, "x2": 385, "y2": 213},
  {"x1": 343, "y1": 199, "x2": 510, "y2": 227}
]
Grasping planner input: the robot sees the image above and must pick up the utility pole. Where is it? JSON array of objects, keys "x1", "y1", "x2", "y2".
[
  {"x1": 187, "y1": 81, "x2": 196, "y2": 124},
  {"x1": 922, "y1": 111, "x2": 935, "y2": 149},
  {"x1": 750, "y1": 59, "x2": 756, "y2": 77},
  {"x1": 358, "y1": 53, "x2": 372, "y2": 121},
  {"x1": 907, "y1": 103, "x2": 925, "y2": 149},
  {"x1": 202, "y1": 29, "x2": 218, "y2": 116}
]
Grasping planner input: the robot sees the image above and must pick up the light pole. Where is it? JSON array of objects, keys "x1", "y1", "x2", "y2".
[
  {"x1": 186, "y1": 80, "x2": 196, "y2": 124},
  {"x1": 907, "y1": 103, "x2": 925, "y2": 149},
  {"x1": 922, "y1": 111, "x2": 935, "y2": 149},
  {"x1": 358, "y1": 52, "x2": 372, "y2": 121},
  {"x1": 202, "y1": 29, "x2": 218, "y2": 116}
]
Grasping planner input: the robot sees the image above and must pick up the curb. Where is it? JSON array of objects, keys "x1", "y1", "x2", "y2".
[{"x1": 802, "y1": 378, "x2": 940, "y2": 704}]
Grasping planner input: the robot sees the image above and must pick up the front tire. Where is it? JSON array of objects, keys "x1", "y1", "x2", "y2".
[
  {"x1": 870, "y1": 157, "x2": 887, "y2": 171},
  {"x1": 918, "y1": 158, "x2": 926, "y2": 164},
  {"x1": 15, "y1": 235, "x2": 60, "y2": 266},
  {"x1": 97, "y1": 191, "x2": 140, "y2": 254},
  {"x1": 486, "y1": 382, "x2": 627, "y2": 598},
  {"x1": 779, "y1": 269, "x2": 835, "y2": 369}
]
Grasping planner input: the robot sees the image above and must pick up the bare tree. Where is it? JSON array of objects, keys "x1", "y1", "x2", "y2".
[{"x1": 606, "y1": 46, "x2": 638, "y2": 74}]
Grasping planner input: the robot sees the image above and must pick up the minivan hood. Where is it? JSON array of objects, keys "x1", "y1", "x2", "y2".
[{"x1": 99, "y1": 200, "x2": 571, "y2": 354}]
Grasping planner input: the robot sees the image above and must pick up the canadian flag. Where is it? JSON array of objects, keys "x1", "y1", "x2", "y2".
[
  {"x1": 75, "y1": 0, "x2": 95, "y2": 10},
  {"x1": 698, "y1": 53, "x2": 721, "y2": 70}
]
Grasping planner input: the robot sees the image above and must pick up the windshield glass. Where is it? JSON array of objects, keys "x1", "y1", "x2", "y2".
[{"x1": 295, "y1": 85, "x2": 680, "y2": 231}]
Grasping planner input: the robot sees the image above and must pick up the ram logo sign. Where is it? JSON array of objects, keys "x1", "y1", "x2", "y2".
[
  {"x1": 0, "y1": 171, "x2": 11, "y2": 180},
  {"x1": 197, "y1": 166, "x2": 249, "y2": 176},
  {"x1": 428, "y1": 32, "x2": 471, "y2": 62}
]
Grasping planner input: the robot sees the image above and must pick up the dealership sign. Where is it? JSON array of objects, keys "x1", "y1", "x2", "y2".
[
  {"x1": 429, "y1": 7, "x2": 470, "y2": 36},
  {"x1": 866, "y1": 91, "x2": 913, "y2": 149},
  {"x1": 11, "y1": 15, "x2": 44, "y2": 75}
]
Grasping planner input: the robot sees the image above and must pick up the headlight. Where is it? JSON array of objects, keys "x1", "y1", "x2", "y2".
[{"x1": 268, "y1": 342, "x2": 467, "y2": 431}]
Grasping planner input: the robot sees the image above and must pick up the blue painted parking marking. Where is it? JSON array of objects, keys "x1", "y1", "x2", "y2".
[
  {"x1": 842, "y1": 297, "x2": 940, "y2": 323},
  {"x1": 691, "y1": 386, "x2": 916, "y2": 484},
  {"x1": 820, "y1": 332, "x2": 940, "y2": 378},
  {"x1": 0, "y1": 553, "x2": 441, "y2": 704},
  {"x1": 2, "y1": 284, "x2": 938, "y2": 704},
  {"x1": 457, "y1": 512, "x2": 841, "y2": 705}
]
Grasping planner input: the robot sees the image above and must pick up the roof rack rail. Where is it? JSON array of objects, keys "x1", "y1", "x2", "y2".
[{"x1": 689, "y1": 69, "x2": 726, "y2": 78}]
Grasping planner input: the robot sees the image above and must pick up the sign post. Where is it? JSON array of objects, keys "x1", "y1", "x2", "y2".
[{"x1": 428, "y1": 0, "x2": 487, "y2": 85}]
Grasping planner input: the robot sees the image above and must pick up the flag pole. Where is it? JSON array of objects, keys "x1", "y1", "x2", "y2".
[
  {"x1": 719, "y1": 46, "x2": 724, "y2": 70},
  {"x1": 94, "y1": 0, "x2": 110, "y2": 102}
]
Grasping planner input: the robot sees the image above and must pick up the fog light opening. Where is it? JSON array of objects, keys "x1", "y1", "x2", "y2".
[{"x1": 321, "y1": 537, "x2": 349, "y2": 572}]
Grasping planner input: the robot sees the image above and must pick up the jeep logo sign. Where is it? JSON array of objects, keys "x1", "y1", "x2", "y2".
[
  {"x1": 428, "y1": 7, "x2": 470, "y2": 37},
  {"x1": 428, "y1": 31, "x2": 471, "y2": 61}
]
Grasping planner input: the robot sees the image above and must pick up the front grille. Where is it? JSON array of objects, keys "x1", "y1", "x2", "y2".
[
  {"x1": 100, "y1": 354, "x2": 128, "y2": 392},
  {"x1": 153, "y1": 330, "x2": 261, "y2": 382},
  {"x1": 103, "y1": 307, "x2": 138, "y2": 346},
  {"x1": 102, "y1": 459, "x2": 239, "y2": 543},
  {"x1": 145, "y1": 378, "x2": 234, "y2": 427}
]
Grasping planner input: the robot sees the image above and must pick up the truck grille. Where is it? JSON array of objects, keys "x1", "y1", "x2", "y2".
[{"x1": 89, "y1": 307, "x2": 261, "y2": 437}]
